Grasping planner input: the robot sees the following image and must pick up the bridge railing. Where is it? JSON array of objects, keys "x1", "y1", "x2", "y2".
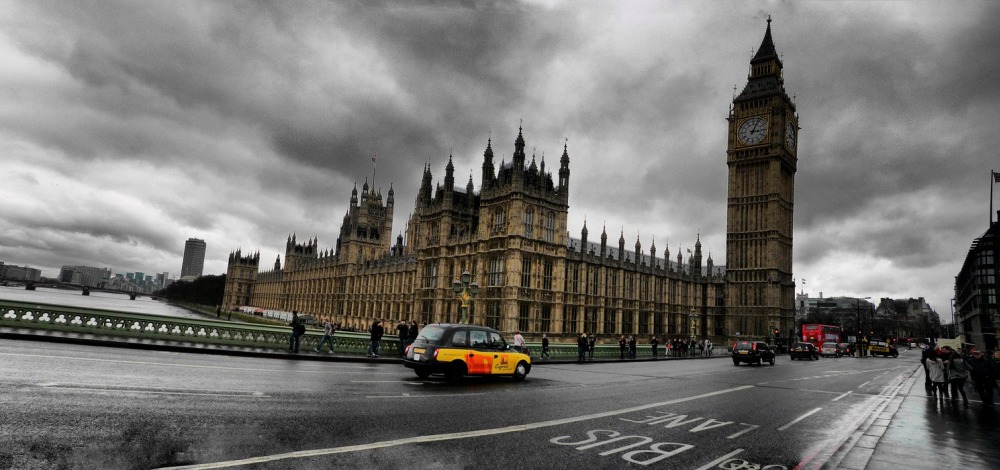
[
  {"x1": 1, "y1": 299, "x2": 723, "y2": 359},
  {"x1": 0, "y1": 299, "x2": 385, "y2": 355}
]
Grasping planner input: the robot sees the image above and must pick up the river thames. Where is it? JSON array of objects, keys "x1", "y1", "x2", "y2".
[{"x1": 0, "y1": 285, "x2": 206, "y2": 319}]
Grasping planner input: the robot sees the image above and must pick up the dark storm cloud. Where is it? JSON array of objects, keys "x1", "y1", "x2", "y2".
[{"x1": 2, "y1": 0, "x2": 996, "y2": 315}]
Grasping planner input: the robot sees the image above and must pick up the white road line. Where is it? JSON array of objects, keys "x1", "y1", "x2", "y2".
[
  {"x1": 364, "y1": 392, "x2": 487, "y2": 399},
  {"x1": 832, "y1": 391, "x2": 852, "y2": 402},
  {"x1": 777, "y1": 407, "x2": 823, "y2": 431},
  {"x1": 38, "y1": 383, "x2": 269, "y2": 398},
  {"x1": 858, "y1": 380, "x2": 870, "y2": 388},
  {"x1": 694, "y1": 448, "x2": 745, "y2": 470},
  {"x1": 0, "y1": 352, "x2": 395, "y2": 374},
  {"x1": 161, "y1": 384, "x2": 756, "y2": 469}
]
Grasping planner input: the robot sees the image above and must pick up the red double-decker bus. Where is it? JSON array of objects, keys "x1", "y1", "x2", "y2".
[{"x1": 801, "y1": 324, "x2": 841, "y2": 350}]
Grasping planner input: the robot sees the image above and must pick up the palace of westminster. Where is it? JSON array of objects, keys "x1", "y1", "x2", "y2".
[{"x1": 223, "y1": 20, "x2": 798, "y2": 344}]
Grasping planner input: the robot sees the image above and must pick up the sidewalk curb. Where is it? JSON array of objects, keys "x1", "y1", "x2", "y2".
[{"x1": 825, "y1": 363, "x2": 921, "y2": 470}]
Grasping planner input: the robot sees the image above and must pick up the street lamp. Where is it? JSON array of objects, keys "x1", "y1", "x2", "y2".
[
  {"x1": 856, "y1": 296, "x2": 870, "y2": 357},
  {"x1": 452, "y1": 271, "x2": 479, "y2": 324},
  {"x1": 689, "y1": 308, "x2": 698, "y2": 356}
]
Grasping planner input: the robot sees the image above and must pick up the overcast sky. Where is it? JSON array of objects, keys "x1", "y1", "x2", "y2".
[{"x1": 2, "y1": 1, "x2": 998, "y2": 320}]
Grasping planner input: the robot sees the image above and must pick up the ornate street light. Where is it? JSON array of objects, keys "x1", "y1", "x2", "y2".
[
  {"x1": 689, "y1": 308, "x2": 698, "y2": 355},
  {"x1": 856, "y1": 296, "x2": 871, "y2": 357},
  {"x1": 452, "y1": 271, "x2": 479, "y2": 324}
]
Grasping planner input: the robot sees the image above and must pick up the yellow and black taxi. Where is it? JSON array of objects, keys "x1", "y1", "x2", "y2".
[
  {"x1": 731, "y1": 340, "x2": 776, "y2": 366},
  {"x1": 403, "y1": 323, "x2": 531, "y2": 381},
  {"x1": 867, "y1": 340, "x2": 899, "y2": 358}
]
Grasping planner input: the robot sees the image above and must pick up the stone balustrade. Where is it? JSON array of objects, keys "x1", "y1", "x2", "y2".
[
  {"x1": 0, "y1": 299, "x2": 390, "y2": 355},
  {"x1": 1, "y1": 299, "x2": 721, "y2": 359}
]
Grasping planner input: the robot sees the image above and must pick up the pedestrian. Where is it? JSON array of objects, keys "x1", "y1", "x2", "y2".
[
  {"x1": 921, "y1": 344, "x2": 934, "y2": 394},
  {"x1": 216, "y1": 304, "x2": 221, "y2": 318},
  {"x1": 577, "y1": 333, "x2": 588, "y2": 362},
  {"x1": 628, "y1": 335, "x2": 637, "y2": 359},
  {"x1": 992, "y1": 350, "x2": 1000, "y2": 394},
  {"x1": 541, "y1": 334, "x2": 550, "y2": 359},
  {"x1": 513, "y1": 330, "x2": 525, "y2": 351},
  {"x1": 288, "y1": 311, "x2": 305, "y2": 353},
  {"x1": 619, "y1": 336, "x2": 627, "y2": 359},
  {"x1": 588, "y1": 334, "x2": 596, "y2": 359},
  {"x1": 315, "y1": 318, "x2": 336, "y2": 353},
  {"x1": 967, "y1": 349, "x2": 997, "y2": 408},
  {"x1": 696, "y1": 339, "x2": 704, "y2": 357},
  {"x1": 946, "y1": 350, "x2": 971, "y2": 406},
  {"x1": 409, "y1": 321, "x2": 419, "y2": 345},
  {"x1": 367, "y1": 319, "x2": 384, "y2": 358},
  {"x1": 396, "y1": 320, "x2": 410, "y2": 357},
  {"x1": 926, "y1": 350, "x2": 948, "y2": 399},
  {"x1": 650, "y1": 336, "x2": 658, "y2": 358}
]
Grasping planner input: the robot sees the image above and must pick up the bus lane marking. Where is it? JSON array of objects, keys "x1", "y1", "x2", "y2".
[
  {"x1": 161, "y1": 384, "x2": 755, "y2": 469},
  {"x1": 777, "y1": 407, "x2": 822, "y2": 431},
  {"x1": 831, "y1": 391, "x2": 852, "y2": 401}
]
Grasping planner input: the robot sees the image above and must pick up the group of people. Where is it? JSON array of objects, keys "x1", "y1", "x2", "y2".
[
  {"x1": 921, "y1": 344, "x2": 999, "y2": 409},
  {"x1": 287, "y1": 311, "x2": 339, "y2": 354},
  {"x1": 285, "y1": 312, "x2": 420, "y2": 358}
]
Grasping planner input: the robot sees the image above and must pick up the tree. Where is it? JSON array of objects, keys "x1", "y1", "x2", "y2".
[{"x1": 155, "y1": 275, "x2": 225, "y2": 306}]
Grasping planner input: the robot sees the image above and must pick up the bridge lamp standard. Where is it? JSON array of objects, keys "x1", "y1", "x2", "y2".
[
  {"x1": 452, "y1": 271, "x2": 479, "y2": 324},
  {"x1": 856, "y1": 296, "x2": 871, "y2": 357},
  {"x1": 689, "y1": 308, "x2": 698, "y2": 356}
]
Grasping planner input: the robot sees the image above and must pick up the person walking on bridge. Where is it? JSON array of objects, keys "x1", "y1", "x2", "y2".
[
  {"x1": 315, "y1": 319, "x2": 336, "y2": 353},
  {"x1": 396, "y1": 320, "x2": 410, "y2": 357},
  {"x1": 288, "y1": 311, "x2": 305, "y2": 353},
  {"x1": 968, "y1": 349, "x2": 997, "y2": 408},
  {"x1": 367, "y1": 320, "x2": 384, "y2": 358}
]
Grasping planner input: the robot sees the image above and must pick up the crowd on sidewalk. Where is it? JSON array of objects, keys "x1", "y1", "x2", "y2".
[{"x1": 921, "y1": 343, "x2": 999, "y2": 409}]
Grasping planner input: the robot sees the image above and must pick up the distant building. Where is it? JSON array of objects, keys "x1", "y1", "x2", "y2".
[
  {"x1": 59, "y1": 265, "x2": 112, "y2": 287},
  {"x1": 181, "y1": 238, "x2": 207, "y2": 279},
  {"x1": 0, "y1": 261, "x2": 42, "y2": 282},
  {"x1": 955, "y1": 211, "x2": 999, "y2": 352},
  {"x1": 223, "y1": 20, "x2": 795, "y2": 342}
]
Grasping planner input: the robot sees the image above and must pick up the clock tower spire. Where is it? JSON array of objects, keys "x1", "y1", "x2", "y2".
[{"x1": 725, "y1": 17, "x2": 798, "y2": 341}]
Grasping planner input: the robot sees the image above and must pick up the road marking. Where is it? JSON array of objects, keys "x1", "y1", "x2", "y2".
[
  {"x1": 37, "y1": 383, "x2": 270, "y2": 398},
  {"x1": 350, "y1": 380, "x2": 422, "y2": 384},
  {"x1": 777, "y1": 407, "x2": 822, "y2": 431},
  {"x1": 832, "y1": 391, "x2": 852, "y2": 402},
  {"x1": 0, "y1": 352, "x2": 395, "y2": 375},
  {"x1": 161, "y1": 384, "x2": 755, "y2": 469},
  {"x1": 694, "y1": 448, "x2": 745, "y2": 470},
  {"x1": 858, "y1": 381, "x2": 870, "y2": 388},
  {"x1": 364, "y1": 392, "x2": 487, "y2": 399}
]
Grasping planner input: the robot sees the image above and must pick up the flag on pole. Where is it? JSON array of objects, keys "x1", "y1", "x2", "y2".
[
  {"x1": 372, "y1": 155, "x2": 377, "y2": 163},
  {"x1": 994, "y1": 170, "x2": 1000, "y2": 183}
]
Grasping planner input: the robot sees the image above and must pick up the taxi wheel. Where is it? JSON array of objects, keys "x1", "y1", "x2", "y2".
[
  {"x1": 513, "y1": 361, "x2": 529, "y2": 382},
  {"x1": 769, "y1": 357, "x2": 775, "y2": 366},
  {"x1": 445, "y1": 361, "x2": 466, "y2": 381},
  {"x1": 733, "y1": 359, "x2": 740, "y2": 366},
  {"x1": 414, "y1": 369, "x2": 431, "y2": 379}
]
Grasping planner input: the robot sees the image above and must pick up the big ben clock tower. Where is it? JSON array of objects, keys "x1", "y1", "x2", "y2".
[{"x1": 725, "y1": 17, "x2": 798, "y2": 341}]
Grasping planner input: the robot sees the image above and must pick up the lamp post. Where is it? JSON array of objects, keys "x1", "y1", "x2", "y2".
[
  {"x1": 452, "y1": 271, "x2": 479, "y2": 324},
  {"x1": 856, "y1": 296, "x2": 870, "y2": 357},
  {"x1": 689, "y1": 308, "x2": 698, "y2": 356}
]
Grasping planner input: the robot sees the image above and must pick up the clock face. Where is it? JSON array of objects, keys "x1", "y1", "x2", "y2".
[
  {"x1": 786, "y1": 122, "x2": 796, "y2": 148},
  {"x1": 737, "y1": 117, "x2": 767, "y2": 145}
]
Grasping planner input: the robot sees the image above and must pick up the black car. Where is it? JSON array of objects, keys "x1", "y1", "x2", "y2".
[
  {"x1": 732, "y1": 340, "x2": 776, "y2": 366},
  {"x1": 789, "y1": 342, "x2": 819, "y2": 360}
]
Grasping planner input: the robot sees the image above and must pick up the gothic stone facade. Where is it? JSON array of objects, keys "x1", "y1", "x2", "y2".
[{"x1": 224, "y1": 21, "x2": 794, "y2": 343}]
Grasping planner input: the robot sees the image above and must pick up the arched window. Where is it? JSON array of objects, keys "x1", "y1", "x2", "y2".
[
  {"x1": 524, "y1": 209, "x2": 534, "y2": 238},
  {"x1": 544, "y1": 212, "x2": 555, "y2": 242}
]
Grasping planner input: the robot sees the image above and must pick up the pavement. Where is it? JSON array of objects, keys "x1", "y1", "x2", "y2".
[{"x1": 3, "y1": 328, "x2": 997, "y2": 469}]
